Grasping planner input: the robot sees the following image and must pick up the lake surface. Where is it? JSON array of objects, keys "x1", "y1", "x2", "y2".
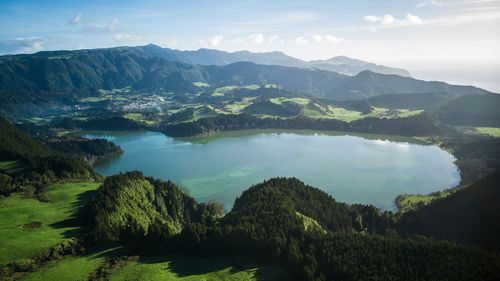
[{"x1": 84, "y1": 130, "x2": 460, "y2": 211}]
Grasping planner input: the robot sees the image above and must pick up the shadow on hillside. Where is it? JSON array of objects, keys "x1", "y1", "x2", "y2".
[
  {"x1": 48, "y1": 189, "x2": 98, "y2": 238},
  {"x1": 135, "y1": 255, "x2": 288, "y2": 281}
]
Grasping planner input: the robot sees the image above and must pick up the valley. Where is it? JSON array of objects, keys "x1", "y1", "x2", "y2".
[{"x1": 0, "y1": 44, "x2": 499, "y2": 281}]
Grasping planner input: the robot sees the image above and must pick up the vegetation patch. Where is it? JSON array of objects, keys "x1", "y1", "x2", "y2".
[
  {"x1": 0, "y1": 160, "x2": 26, "y2": 175},
  {"x1": 395, "y1": 192, "x2": 453, "y2": 213},
  {"x1": 193, "y1": 81, "x2": 210, "y2": 87},
  {"x1": 107, "y1": 256, "x2": 279, "y2": 281},
  {"x1": 0, "y1": 182, "x2": 101, "y2": 265},
  {"x1": 476, "y1": 127, "x2": 500, "y2": 137}
]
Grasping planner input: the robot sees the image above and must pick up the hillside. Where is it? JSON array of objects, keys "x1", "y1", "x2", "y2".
[
  {"x1": 137, "y1": 44, "x2": 411, "y2": 76},
  {"x1": 432, "y1": 93, "x2": 500, "y2": 126},
  {"x1": 0, "y1": 46, "x2": 492, "y2": 122},
  {"x1": 396, "y1": 171, "x2": 500, "y2": 249},
  {"x1": 309, "y1": 55, "x2": 411, "y2": 77},
  {"x1": 0, "y1": 115, "x2": 99, "y2": 197}
]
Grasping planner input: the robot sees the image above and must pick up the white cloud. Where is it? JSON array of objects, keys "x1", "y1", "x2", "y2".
[
  {"x1": 248, "y1": 34, "x2": 264, "y2": 44},
  {"x1": 295, "y1": 36, "x2": 309, "y2": 45},
  {"x1": 406, "y1": 14, "x2": 424, "y2": 24},
  {"x1": 114, "y1": 33, "x2": 142, "y2": 42},
  {"x1": 417, "y1": 1, "x2": 446, "y2": 7},
  {"x1": 109, "y1": 18, "x2": 120, "y2": 31},
  {"x1": 71, "y1": 13, "x2": 83, "y2": 24},
  {"x1": 208, "y1": 35, "x2": 223, "y2": 47},
  {"x1": 364, "y1": 15, "x2": 380, "y2": 23},
  {"x1": 268, "y1": 35, "x2": 279, "y2": 43},
  {"x1": 311, "y1": 34, "x2": 345, "y2": 43},
  {"x1": 364, "y1": 14, "x2": 424, "y2": 26},
  {"x1": 166, "y1": 39, "x2": 179, "y2": 47},
  {"x1": 312, "y1": 34, "x2": 323, "y2": 42},
  {"x1": 0, "y1": 37, "x2": 50, "y2": 54}
]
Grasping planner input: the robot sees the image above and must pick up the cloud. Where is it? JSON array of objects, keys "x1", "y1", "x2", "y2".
[
  {"x1": 208, "y1": 35, "x2": 223, "y2": 47},
  {"x1": 0, "y1": 37, "x2": 50, "y2": 55},
  {"x1": 113, "y1": 33, "x2": 142, "y2": 42},
  {"x1": 248, "y1": 34, "x2": 264, "y2": 44},
  {"x1": 417, "y1": 1, "x2": 446, "y2": 7},
  {"x1": 311, "y1": 34, "x2": 345, "y2": 43},
  {"x1": 364, "y1": 15, "x2": 380, "y2": 23},
  {"x1": 363, "y1": 14, "x2": 423, "y2": 26},
  {"x1": 268, "y1": 35, "x2": 279, "y2": 43},
  {"x1": 295, "y1": 36, "x2": 309, "y2": 45},
  {"x1": 109, "y1": 18, "x2": 120, "y2": 31},
  {"x1": 70, "y1": 13, "x2": 83, "y2": 25}
]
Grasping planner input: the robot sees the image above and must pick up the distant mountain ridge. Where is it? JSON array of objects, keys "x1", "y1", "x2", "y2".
[
  {"x1": 0, "y1": 47, "x2": 489, "y2": 101},
  {"x1": 137, "y1": 44, "x2": 411, "y2": 77}
]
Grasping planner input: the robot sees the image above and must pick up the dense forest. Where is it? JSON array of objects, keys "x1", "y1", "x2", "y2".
[
  {"x1": 80, "y1": 173, "x2": 500, "y2": 281},
  {"x1": 162, "y1": 112, "x2": 440, "y2": 137},
  {"x1": 0, "y1": 116, "x2": 99, "y2": 198}
]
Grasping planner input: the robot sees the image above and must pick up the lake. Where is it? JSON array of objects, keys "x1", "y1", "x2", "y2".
[{"x1": 83, "y1": 130, "x2": 460, "y2": 211}]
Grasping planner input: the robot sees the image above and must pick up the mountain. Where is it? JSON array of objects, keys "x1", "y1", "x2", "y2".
[
  {"x1": 309, "y1": 55, "x2": 412, "y2": 77},
  {"x1": 137, "y1": 44, "x2": 410, "y2": 76},
  {"x1": 0, "y1": 46, "x2": 493, "y2": 120},
  {"x1": 137, "y1": 44, "x2": 306, "y2": 67}
]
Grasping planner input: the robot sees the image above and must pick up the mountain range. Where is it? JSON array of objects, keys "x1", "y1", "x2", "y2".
[
  {"x1": 0, "y1": 45, "x2": 489, "y2": 99},
  {"x1": 137, "y1": 44, "x2": 412, "y2": 77}
]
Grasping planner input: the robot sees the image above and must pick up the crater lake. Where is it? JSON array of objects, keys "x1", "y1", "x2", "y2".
[{"x1": 83, "y1": 130, "x2": 460, "y2": 211}]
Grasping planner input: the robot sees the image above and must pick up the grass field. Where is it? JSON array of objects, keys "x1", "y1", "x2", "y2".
[
  {"x1": 123, "y1": 113, "x2": 158, "y2": 126},
  {"x1": 193, "y1": 81, "x2": 210, "y2": 87},
  {"x1": 476, "y1": 127, "x2": 500, "y2": 137},
  {"x1": 0, "y1": 160, "x2": 26, "y2": 174},
  {"x1": 296, "y1": 211, "x2": 327, "y2": 234},
  {"x1": 0, "y1": 181, "x2": 101, "y2": 265},
  {"x1": 24, "y1": 246, "x2": 123, "y2": 281},
  {"x1": 395, "y1": 191, "x2": 455, "y2": 213},
  {"x1": 109, "y1": 255, "x2": 288, "y2": 281}
]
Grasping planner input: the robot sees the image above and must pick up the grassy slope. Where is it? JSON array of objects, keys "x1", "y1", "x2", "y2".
[
  {"x1": 476, "y1": 127, "x2": 500, "y2": 137},
  {"x1": 24, "y1": 246, "x2": 121, "y2": 281},
  {"x1": 109, "y1": 256, "x2": 288, "y2": 281},
  {"x1": 0, "y1": 181, "x2": 101, "y2": 265}
]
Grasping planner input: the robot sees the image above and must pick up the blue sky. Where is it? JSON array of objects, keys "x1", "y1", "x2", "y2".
[{"x1": 0, "y1": 0, "x2": 499, "y2": 70}]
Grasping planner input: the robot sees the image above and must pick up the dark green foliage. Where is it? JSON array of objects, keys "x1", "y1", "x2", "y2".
[
  {"x1": 166, "y1": 177, "x2": 500, "y2": 281},
  {"x1": 0, "y1": 115, "x2": 50, "y2": 160},
  {"x1": 41, "y1": 136, "x2": 123, "y2": 164},
  {"x1": 0, "y1": 115, "x2": 99, "y2": 196},
  {"x1": 367, "y1": 92, "x2": 453, "y2": 109},
  {"x1": 58, "y1": 116, "x2": 145, "y2": 130},
  {"x1": 163, "y1": 112, "x2": 440, "y2": 137},
  {"x1": 88, "y1": 171, "x2": 220, "y2": 243},
  {"x1": 242, "y1": 100, "x2": 301, "y2": 117},
  {"x1": 165, "y1": 108, "x2": 194, "y2": 123},
  {"x1": 433, "y1": 93, "x2": 500, "y2": 126},
  {"x1": 396, "y1": 171, "x2": 500, "y2": 249}
]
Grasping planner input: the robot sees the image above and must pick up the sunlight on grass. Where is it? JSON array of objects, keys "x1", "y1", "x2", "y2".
[
  {"x1": 0, "y1": 182, "x2": 101, "y2": 265},
  {"x1": 476, "y1": 127, "x2": 500, "y2": 137}
]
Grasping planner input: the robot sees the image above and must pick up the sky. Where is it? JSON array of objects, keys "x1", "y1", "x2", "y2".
[{"x1": 0, "y1": 0, "x2": 499, "y2": 90}]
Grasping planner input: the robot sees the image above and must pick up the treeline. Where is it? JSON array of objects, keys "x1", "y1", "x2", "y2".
[
  {"x1": 396, "y1": 170, "x2": 500, "y2": 249},
  {"x1": 40, "y1": 136, "x2": 123, "y2": 165},
  {"x1": 58, "y1": 116, "x2": 147, "y2": 130},
  {"x1": 85, "y1": 173, "x2": 500, "y2": 280},
  {"x1": 87, "y1": 171, "x2": 224, "y2": 243},
  {"x1": 0, "y1": 115, "x2": 99, "y2": 198},
  {"x1": 162, "y1": 112, "x2": 440, "y2": 137}
]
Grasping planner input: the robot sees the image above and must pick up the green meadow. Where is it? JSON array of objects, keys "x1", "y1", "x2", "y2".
[
  {"x1": 109, "y1": 255, "x2": 288, "y2": 281},
  {"x1": 476, "y1": 127, "x2": 500, "y2": 137},
  {"x1": 24, "y1": 246, "x2": 122, "y2": 281},
  {"x1": 0, "y1": 181, "x2": 101, "y2": 265}
]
